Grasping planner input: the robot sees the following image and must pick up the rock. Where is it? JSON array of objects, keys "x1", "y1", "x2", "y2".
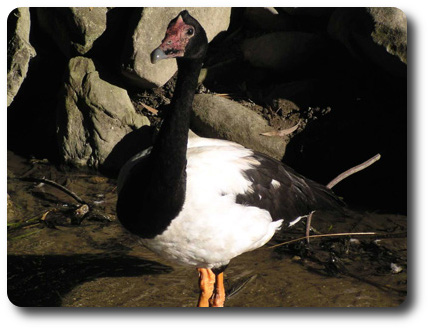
[
  {"x1": 328, "y1": 7, "x2": 407, "y2": 76},
  {"x1": 57, "y1": 57, "x2": 150, "y2": 171},
  {"x1": 191, "y1": 94, "x2": 287, "y2": 160},
  {"x1": 36, "y1": 7, "x2": 108, "y2": 57},
  {"x1": 369, "y1": 8, "x2": 407, "y2": 63},
  {"x1": 7, "y1": 8, "x2": 36, "y2": 107},
  {"x1": 243, "y1": 7, "x2": 292, "y2": 31},
  {"x1": 241, "y1": 32, "x2": 327, "y2": 71},
  {"x1": 121, "y1": 7, "x2": 231, "y2": 88}
]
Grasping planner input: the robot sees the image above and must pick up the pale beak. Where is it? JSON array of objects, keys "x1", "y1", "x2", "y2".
[{"x1": 150, "y1": 47, "x2": 168, "y2": 64}]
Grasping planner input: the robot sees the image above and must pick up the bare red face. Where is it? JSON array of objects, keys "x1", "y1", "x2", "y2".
[{"x1": 151, "y1": 15, "x2": 195, "y2": 63}]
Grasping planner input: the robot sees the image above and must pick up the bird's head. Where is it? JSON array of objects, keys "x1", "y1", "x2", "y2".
[{"x1": 151, "y1": 10, "x2": 208, "y2": 64}]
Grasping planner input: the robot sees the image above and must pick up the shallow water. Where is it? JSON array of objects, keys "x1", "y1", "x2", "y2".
[{"x1": 7, "y1": 150, "x2": 407, "y2": 307}]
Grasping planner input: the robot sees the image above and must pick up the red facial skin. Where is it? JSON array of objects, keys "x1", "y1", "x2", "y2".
[{"x1": 158, "y1": 15, "x2": 195, "y2": 58}]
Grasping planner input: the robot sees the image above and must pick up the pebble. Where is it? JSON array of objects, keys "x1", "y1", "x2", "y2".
[
  {"x1": 390, "y1": 263, "x2": 403, "y2": 274},
  {"x1": 349, "y1": 238, "x2": 360, "y2": 245}
]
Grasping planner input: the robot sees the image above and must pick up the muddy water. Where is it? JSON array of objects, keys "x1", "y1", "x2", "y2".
[{"x1": 7, "y1": 151, "x2": 407, "y2": 307}]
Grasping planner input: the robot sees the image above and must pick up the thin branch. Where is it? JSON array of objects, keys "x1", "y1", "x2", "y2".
[
  {"x1": 268, "y1": 231, "x2": 407, "y2": 249},
  {"x1": 268, "y1": 232, "x2": 378, "y2": 249},
  {"x1": 305, "y1": 211, "x2": 315, "y2": 244},
  {"x1": 7, "y1": 209, "x2": 55, "y2": 230},
  {"x1": 20, "y1": 177, "x2": 87, "y2": 205},
  {"x1": 326, "y1": 153, "x2": 381, "y2": 189}
]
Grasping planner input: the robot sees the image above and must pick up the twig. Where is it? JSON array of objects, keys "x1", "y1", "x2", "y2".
[
  {"x1": 7, "y1": 217, "x2": 39, "y2": 230},
  {"x1": 268, "y1": 232, "x2": 378, "y2": 249},
  {"x1": 7, "y1": 209, "x2": 56, "y2": 230},
  {"x1": 305, "y1": 211, "x2": 315, "y2": 244},
  {"x1": 19, "y1": 177, "x2": 87, "y2": 204},
  {"x1": 326, "y1": 154, "x2": 381, "y2": 189}
]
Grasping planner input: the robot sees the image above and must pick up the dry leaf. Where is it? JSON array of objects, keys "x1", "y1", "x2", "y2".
[
  {"x1": 260, "y1": 122, "x2": 300, "y2": 137},
  {"x1": 215, "y1": 93, "x2": 232, "y2": 99},
  {"x1": 141, "y1": 103, "x2": 159, "y2": 115}
]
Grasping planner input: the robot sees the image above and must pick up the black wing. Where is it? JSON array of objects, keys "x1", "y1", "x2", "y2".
[{"x1": 235, "y1": 151, "x2": 344, "y2": 222}]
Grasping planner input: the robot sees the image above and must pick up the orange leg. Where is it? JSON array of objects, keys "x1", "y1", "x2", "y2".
[
  {"x1": 197, "y1": 268, "x2": 216, "y2": 307},
  {"x1": 209, "y1": 272, "x2": 225, "y2": 307}
]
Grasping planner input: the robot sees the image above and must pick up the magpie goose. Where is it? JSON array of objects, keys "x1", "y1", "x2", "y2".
[{"x1": 117, "y1": 10, "x2": 342, "y2": 307}]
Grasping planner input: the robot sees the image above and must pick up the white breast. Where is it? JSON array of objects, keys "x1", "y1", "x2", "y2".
[{"x1": 139, "y1": 137, "x2": 283, "y2": 269}]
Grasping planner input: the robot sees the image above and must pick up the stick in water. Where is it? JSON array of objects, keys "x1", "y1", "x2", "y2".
[{"x1": 20, "y1": 177, "x2": 87, "y2": 205}]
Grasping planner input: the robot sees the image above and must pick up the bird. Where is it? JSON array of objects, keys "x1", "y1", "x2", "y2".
[{"x1": 116, "y1": 10, "x2": 343, "y2": 307}]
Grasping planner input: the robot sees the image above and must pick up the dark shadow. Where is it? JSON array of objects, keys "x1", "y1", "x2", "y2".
[
  {"x1": 7, "y1": 253, "x2": 173, "y2": 307},
  {"x1": 89, "y1": 8, "x2": 142, "y2": 88},
  {"x1": 7, "y1": 8, "x2": 68, "y2": 163},
  {"x1": 280, "y1": 28, "x2": 407, "y2": 214},
  {"x1": 101, "y1": 125, "x2": 154, "y2": 177}
]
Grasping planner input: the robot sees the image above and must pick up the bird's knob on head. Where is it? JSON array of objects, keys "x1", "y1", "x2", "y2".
[{"x1": 150, "y1": 11, "x2": 203, "y2": 64}]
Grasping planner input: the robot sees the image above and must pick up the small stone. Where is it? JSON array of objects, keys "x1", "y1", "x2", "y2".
[{"x1": 390, "y1": 263, "x2": 403, "y2": 274}]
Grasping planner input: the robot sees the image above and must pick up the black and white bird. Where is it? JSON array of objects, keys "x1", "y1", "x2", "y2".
[{"x1": 117, "y1": 10, "x2": 342, "y2": 307}]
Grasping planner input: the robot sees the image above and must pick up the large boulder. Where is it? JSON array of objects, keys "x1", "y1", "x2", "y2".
[
  {"x1": 328, "y1": 7, "x2": 407, "y2": 76},
  {"x1": 191, "y1": 94, "x2": 288, "y2": 160},
  {"x1": 57, "y1": 56, "x2": 150, "y2": 171},
  {"x1": 241, "y1": 31, "x2": 327, "y2": 72},
  {"x1": 121, "y1": 7, "x2": 231, "y2": 89},
  {"x1": 36, "y1": 7, "x2": 108, "y2": 57},
  {"x1": 7, "y1": 7, "x2": 36, "y2": 107}
]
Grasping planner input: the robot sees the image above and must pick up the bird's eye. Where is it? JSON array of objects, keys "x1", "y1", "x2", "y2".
[{"x1": 186, "y1": 28, "x2": 194, "y2": 36}]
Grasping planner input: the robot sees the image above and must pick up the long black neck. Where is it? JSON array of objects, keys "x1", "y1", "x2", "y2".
[
  {"x1": 148, "y1": 58, "x2": 201, "y2": 201},
  {"x1": 117, "y1": 58, "x2": 203, "y2": 238}
]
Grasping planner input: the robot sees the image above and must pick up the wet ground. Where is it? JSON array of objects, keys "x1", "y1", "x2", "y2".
[{"x1": 7, "y1": 150, "x2": 407, "y2": 307}]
